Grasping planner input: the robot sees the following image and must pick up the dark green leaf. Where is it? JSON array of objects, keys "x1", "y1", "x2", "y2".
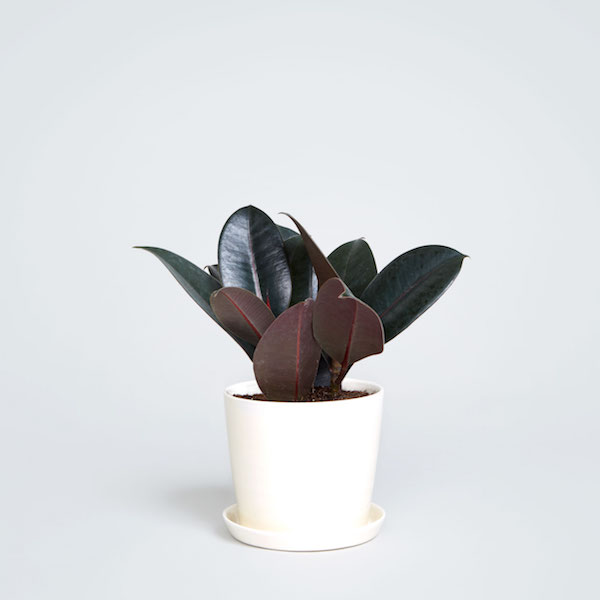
[
  {"x1": 218, "y1": 206, "x2": 292, "y2": 316},
  {"x1": 205, "y1": 264, "x2": 221, "y2": 282},
  {"x1": 253, "y1": 300, "x2": 321, "y2": 401},
  {"x1": 284, "y1": 235, "x2": 318, "y2": 305},
  {"x1": 282, "y1": 213, "x2": 338, "y2": 288},
  {"x1": 136, "y1": 246, "x2": 255, "y2": 358},
  {"x1": 136, "y1": 246, "x2": 220, "y2": 319},
  {"x1": 361, "y1": 245, "x2": 466, "y2": 342},
  {"x1": 313, "y1": 278, "x2": 384, "y2": 383},
  {"x1": 210, "y1": 287, "x2": 275, "y2": 345},
  {"x1": 328, "y1": 239, "x2": 377, "y2": 297},
  {"x1": 277, "y1": 225, "x2": 298, "y2": 241}
]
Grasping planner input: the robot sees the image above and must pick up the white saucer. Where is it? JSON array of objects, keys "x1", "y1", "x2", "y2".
[{"x1": 222, "y1": 503, "x2": 385, "y2": 551}]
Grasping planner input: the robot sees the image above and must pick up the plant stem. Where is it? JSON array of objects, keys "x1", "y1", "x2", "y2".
[{"x1": 330, "y1": 359, "x2": 342, "y2": 393}]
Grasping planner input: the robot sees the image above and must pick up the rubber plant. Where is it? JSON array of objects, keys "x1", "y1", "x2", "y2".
[{"x1": 137, "y1": 206, "x2": 466, "y2": 401}]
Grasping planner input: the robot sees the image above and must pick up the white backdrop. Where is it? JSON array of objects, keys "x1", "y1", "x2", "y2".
[{"x1": 2, "y1": 1, "x2": 599, "y2": 598}]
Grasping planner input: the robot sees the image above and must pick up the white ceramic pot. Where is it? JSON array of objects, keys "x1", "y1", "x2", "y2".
[{"x1": 223, "y1": 378, "x2": 384, "y2": 550}]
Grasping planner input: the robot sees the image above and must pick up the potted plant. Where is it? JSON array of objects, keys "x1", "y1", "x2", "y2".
[{"x1": 137, "y1": 206, "x2": 466, "y2": 551}]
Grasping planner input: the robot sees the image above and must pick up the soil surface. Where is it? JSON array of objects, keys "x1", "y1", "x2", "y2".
[{"x1": 234, "y1": 386, "x2": 371, "y2": 402}]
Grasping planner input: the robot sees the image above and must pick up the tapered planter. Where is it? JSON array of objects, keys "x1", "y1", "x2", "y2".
[{"x1": 222, "y1": 378, "x2": 385, "y2": 551}]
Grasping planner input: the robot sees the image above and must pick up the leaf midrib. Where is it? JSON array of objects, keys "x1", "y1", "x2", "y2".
[
  {"x1": 223, "y1": 292, "x2": 261, "y2": 340},
  {"x1": 379, "y1": 257, "x2": 458, "y2": 319}
]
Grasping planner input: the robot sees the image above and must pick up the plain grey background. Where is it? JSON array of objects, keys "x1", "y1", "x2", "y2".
[{"x1": 2, "y1": 1, "x2": 599, "y2": 598}]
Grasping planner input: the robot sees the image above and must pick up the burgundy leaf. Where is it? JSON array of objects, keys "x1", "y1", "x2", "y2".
[
  {"x1": 253, "y1": 300, "x2": 321, "y2": 401},
  {"x1": 313, "y1": 278, "x2": 384, "y2": 384},
  {"x1": 282, "y1": 213, "x2": 338, "y2": 288},
  {"x1": 210, "y1": 287, "x2": 275, "y2": 345}
]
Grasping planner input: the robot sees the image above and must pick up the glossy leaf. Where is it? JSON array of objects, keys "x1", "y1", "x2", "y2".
[
  {"x1": 313, "y1": 278, "x2": 384, "y2": 383},
  {"x1": 361, "y1": 245, "x2": 466, "y2": 342},
  {"x1": 328, "y1": 239, "x2": 377, "y2": 297},
  {"x1": 253, "y1": 300, "x2": 321, "y2": 401},
  {"x1": 136, "y1": 246, "x2": 255, "y2": 358},
  {"x1": 218, "y1": 206, "x2": 292, "y2": 316},
  {"x1": 284, "y1": 235, "x2": 318, "y2": 305},
  {"x1": 210, "y1": 287, "x2": 275, "y2": 345},
  {"x1": 282, "y1": 214, "x2": 338, "y2": 288},
  {"x1": 205, "y1": 264, "x2": 221, "y2": 282}
]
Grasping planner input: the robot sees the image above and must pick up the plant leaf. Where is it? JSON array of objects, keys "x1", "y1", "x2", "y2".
[
  {"x1": 313, "y1": 278, "x2": 384, "y2": 383},
  {"x1": 210, "y1": 287, "x2": 275, "y2": 345},
  {"x1": 361, "y1": 245, "x2": 467, "y2": 342},
  {"x1": 328, "y1": 239, "x2": 377, "y2": 297},
  {"x1": 277, "y1": 224, "x2": 298, "y2": 241},
  {"x1": 282, "y1": 213, "x2": 338, "y2": 288},
  {"x1": 218, "y1": 206, "x2": 292, "y2": 316},
  {"x1": 253, "y1": 300, "x2": 321, "y2": 401},
  {"x1": 205, "y1": 264, "x2": 221, "y2": 282},
  {"x1": 283, "y1": 235, "x2": 318, "y2": 305},
  {"x1": 136, "y1": 246, "x2": 255, "y2": 358}
]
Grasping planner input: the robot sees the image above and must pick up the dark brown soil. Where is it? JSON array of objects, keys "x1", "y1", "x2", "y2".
[{"x1": 234, "y1": 386, "x2": 371, "y2": 402}]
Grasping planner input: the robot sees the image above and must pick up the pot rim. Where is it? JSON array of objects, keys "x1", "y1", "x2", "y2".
[{"x1": 225, "y1": 378, "x2": 383, "y2": 405}]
